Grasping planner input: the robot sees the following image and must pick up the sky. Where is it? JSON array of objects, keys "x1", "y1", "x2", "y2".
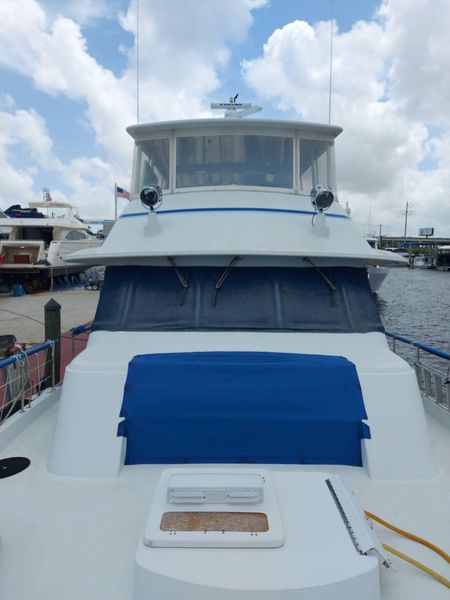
[{"x1": 0, "y1": 0, "x2": 449, "y2": 237}]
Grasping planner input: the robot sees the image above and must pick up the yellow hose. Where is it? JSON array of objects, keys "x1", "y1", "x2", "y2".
[
  {"x1": 364, "y1": 511, "x2": 450, "y2": 564},
  {"x1": 364, "y1": 510, "x2": 450, "y2": 588},
  {"x1": 382, "y1": 543, "x2": 450, "y2": 589}
]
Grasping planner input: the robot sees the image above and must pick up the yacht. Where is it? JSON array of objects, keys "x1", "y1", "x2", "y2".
[
  {"x1": 1, "y1": 113, "x2": 449, "y2": 600},
  {"x1": 414, "y1": 253, "x2": 435, "y2": 269},
  {"x1": 0, "y1": 209, "x2": 10, "y2": 240},
  {"x1": 0, "y1": 199, "x2": 101, "y2": 290}
]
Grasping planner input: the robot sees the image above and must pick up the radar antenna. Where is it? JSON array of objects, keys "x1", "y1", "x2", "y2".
[{"x1": 211, "y1": 95, "x2": 262, "y2": 118}]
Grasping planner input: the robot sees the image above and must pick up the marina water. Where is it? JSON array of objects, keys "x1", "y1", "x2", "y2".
[{"x1": 377, "y1": 268, "x2": 450, "y2": 369}]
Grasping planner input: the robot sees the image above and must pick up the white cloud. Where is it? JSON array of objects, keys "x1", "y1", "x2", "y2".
[
  {"x1": 58, "y1": 156, "x2": 116, "y2": 219},
  {"x1": 0, "y1": 0, "x2": 266, "y2": 217},
  {"x1": 0, "y1": 0, "x2": 267, "y2": 153},
  {"x1": 119, "y1": 0, "x2": 268, "y2": 121},
  {"x1": 242, "y1": 1, "x2": 450, "y2": 236},
  {"x1": 0, "y1": 106, "x2": 57, "y2": 206},
  {"x1": 0, "y1": 102, "x2": 119, "y2": 218},
  {"x1": 380, "y1": 0, "x2": 450, "y2": 125},
  {"x1": 3, "y1": 0, "x2": 446, "y2": 235},
  {"x1": 41, "y1": 0, "x2": 113, "y2": 26}
]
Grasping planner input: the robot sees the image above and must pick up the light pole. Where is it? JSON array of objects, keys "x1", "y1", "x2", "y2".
[{"x1": 403, "y1": 201, "x2": 409, "y2": 242}]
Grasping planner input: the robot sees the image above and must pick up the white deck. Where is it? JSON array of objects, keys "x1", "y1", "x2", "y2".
[{"x1": 0, "y1": 395, "x2": 449, "y2": 600}]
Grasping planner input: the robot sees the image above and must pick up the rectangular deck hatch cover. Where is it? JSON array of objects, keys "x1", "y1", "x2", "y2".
[
  {"x1": 160, "y1": 512, "x2": 269, "y2": 532},
  {"x1": 144, "y1": 469, "x2": 283, "y2": 548},
  {"x1": 118, "y1": 351, "x2": 370, "y2": 466}
]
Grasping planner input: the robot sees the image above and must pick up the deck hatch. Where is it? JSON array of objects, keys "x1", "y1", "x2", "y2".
[
  {"x1": 160, "y1": 511, "x2": 269, "y2": 532},
  {"x1": 144, "y1": 469, "x2": 283, "y2": 548}
]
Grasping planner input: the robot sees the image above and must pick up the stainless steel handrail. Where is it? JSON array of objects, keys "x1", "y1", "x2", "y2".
[{"x1": 386, "y1": 332, "x2": 450, "y2": 413}]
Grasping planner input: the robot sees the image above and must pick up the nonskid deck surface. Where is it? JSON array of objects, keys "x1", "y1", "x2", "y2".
[{"x1": 0, "y1": 401, "x2": 449, "y2": 600}]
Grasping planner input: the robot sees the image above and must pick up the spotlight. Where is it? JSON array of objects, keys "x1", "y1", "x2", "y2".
[
  {"x1": 311, "y1": 185, "x2": 334, "y2": 212},
  {"x1": 140, "y1": 185, "x2": 162, "y2": 211}
]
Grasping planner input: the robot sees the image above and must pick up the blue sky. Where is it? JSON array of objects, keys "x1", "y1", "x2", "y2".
[{"x1": 1, "y1": 0, "x2": 450, "y2": 236}]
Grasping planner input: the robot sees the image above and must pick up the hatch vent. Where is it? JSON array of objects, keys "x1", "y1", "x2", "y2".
[{"x1": 144, "y1": 469, "x2": 283, "y2": 549}]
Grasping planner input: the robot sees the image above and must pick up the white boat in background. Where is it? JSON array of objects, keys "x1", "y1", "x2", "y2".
[
  {"x1": 1, "y1": 110, "x2": 449, "y2": 600},
  {"x1": 0, "y1": 199, "x2": 102, "y2": 290},
  {"x1": 0, "y1": 209, "x2": 11, "y2": 240},
  {"x1": 414, "y1": 253, "x2": 435, "y2": 269}
]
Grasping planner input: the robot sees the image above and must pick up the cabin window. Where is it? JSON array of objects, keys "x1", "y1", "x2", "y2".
[
  {"x1": 65, "y1": 231, "x2": 87, "y2": 240},
  {"x1": 17, "y1": 227, "x2": 53, "y2": 245},
  {"x1": 300, "y1": 139, "x2": 332, "y2": 192},
  {"x1": 176, "y1": 135, "x2": 293, "y2": 189},
  {"x1": 135, "y1": 138, "x2": 170, "y2": 191}
]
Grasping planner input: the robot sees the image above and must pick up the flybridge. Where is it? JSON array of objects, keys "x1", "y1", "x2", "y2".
[{"x1": 126, "y1": 117, "x2": 340, "y2": 195}]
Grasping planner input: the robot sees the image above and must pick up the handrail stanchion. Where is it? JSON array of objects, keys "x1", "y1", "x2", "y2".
[
  {"x1": 51, "y1": 341, "x2": 56, "y2": 390},
  {"x1": 386, "y1": 331, "x2": 450, "y2": 413}
]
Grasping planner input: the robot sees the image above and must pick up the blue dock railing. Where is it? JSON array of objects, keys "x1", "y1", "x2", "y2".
[
  {"x1": 0, "y1": 340, "x2": 57, "y2": 423},
  {"x1": 386, "y1": 331, "x2": 450, "y2": 413}
]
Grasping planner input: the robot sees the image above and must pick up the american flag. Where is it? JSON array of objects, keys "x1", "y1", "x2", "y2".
[{"x1": 116, "y1": 185, "x2": 130, "y2": 200}]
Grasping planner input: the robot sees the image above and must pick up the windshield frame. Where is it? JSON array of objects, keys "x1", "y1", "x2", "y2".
[{"x1": 131, "y1": 127, "x2": 336, "y2": 196}]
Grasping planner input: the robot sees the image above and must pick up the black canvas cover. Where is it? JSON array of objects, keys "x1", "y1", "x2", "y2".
[{"x1": 92, "y1": 265, "x2": 383, "y2": 333}]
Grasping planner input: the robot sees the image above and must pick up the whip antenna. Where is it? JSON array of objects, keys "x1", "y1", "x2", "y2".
[
  {"x1": 136, "y1": 0, "x2": 140, "y2": 124},
  {"x1": 328, "y1": 0, "x2": 334, "y2": 124}
]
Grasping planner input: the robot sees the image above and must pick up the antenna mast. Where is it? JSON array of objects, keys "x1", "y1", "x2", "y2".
[
  {"x1": 136, "y1": 0, "x2": 140, "y2": 124},
  {"x1": 328, "y1": 0, "x2": 334, "y2": 124}
]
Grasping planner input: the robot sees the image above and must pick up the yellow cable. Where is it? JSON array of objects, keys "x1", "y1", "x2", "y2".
[
  {"x1": 365, "y1": 511, "x2": 450, "y2": 564},
  {"x1": 382, "y1": 543, "x2": 450, "y2": 589}
]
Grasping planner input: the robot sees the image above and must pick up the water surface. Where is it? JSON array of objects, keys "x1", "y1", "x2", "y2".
[{"x1": 377, "y1": 268, "x2": 450, "y2": 370}]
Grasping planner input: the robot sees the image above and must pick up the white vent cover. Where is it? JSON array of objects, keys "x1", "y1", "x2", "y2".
[
  {"x1": 143, "y1": 468, "x2": 284, "y2": 548},
  {"x1": 167, "y1": 472, "x2": 264, "y2": 504}
]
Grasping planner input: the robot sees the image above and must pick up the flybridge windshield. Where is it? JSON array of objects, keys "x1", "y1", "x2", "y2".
[
  {"x1": 93, "y1": 266, "x2": 383, "y2": 334},
  {"x1": 133, "y1": 133, "x2": 335, "y2": 192},
  {"x1": 300, "y1": 139, "x2": 332, "y2": 192},
  {"x1": 134, "y1": 138, "x2": 170, "y2": 190},
  {"x1": 176, "y1": 135, "x2": 293, "y2": 188}
]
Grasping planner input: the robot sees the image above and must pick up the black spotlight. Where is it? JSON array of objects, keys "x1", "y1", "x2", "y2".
[
  {"x1": 140, "y1": 185, "x2": 162, "y2": 210},
  {"x1": 311, "y1": 185, "x2": 334, "y2": 212}
]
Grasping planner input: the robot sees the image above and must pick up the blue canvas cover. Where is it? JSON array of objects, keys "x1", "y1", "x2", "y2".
[
  {"x1": 93, "y1": 266, "x2": 384, "y2": 334},
  {"x1": 118, "y1": 352, "x2": 370, "y2": 466}
]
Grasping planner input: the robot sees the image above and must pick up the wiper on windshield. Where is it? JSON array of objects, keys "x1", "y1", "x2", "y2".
[
  {"x1": 304, "y1": 257, "x2": 337, "y2": 292},
  {"x1": 213, "y1": 256, "x2": 241, "y2": 306},
  {"x1": 167, "y1": 256, "x2": 189, "y2": 305}
]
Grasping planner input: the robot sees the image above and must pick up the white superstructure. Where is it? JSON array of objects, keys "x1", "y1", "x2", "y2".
[{"x1": 1, "y1": 116, "x2": 448, "y2": 600}]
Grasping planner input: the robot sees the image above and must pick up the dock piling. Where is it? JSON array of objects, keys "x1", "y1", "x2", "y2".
[{"x1": 44, "y1": 299, "x2": 61, "y2": 385}]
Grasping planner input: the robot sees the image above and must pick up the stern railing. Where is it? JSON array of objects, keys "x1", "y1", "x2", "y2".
[
  {"x1": 386, "y1": 332, "x2": 450, "y2": 414},
  {"x1": 0, "y1": 341, "x2": 57, "y2": 424}
]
